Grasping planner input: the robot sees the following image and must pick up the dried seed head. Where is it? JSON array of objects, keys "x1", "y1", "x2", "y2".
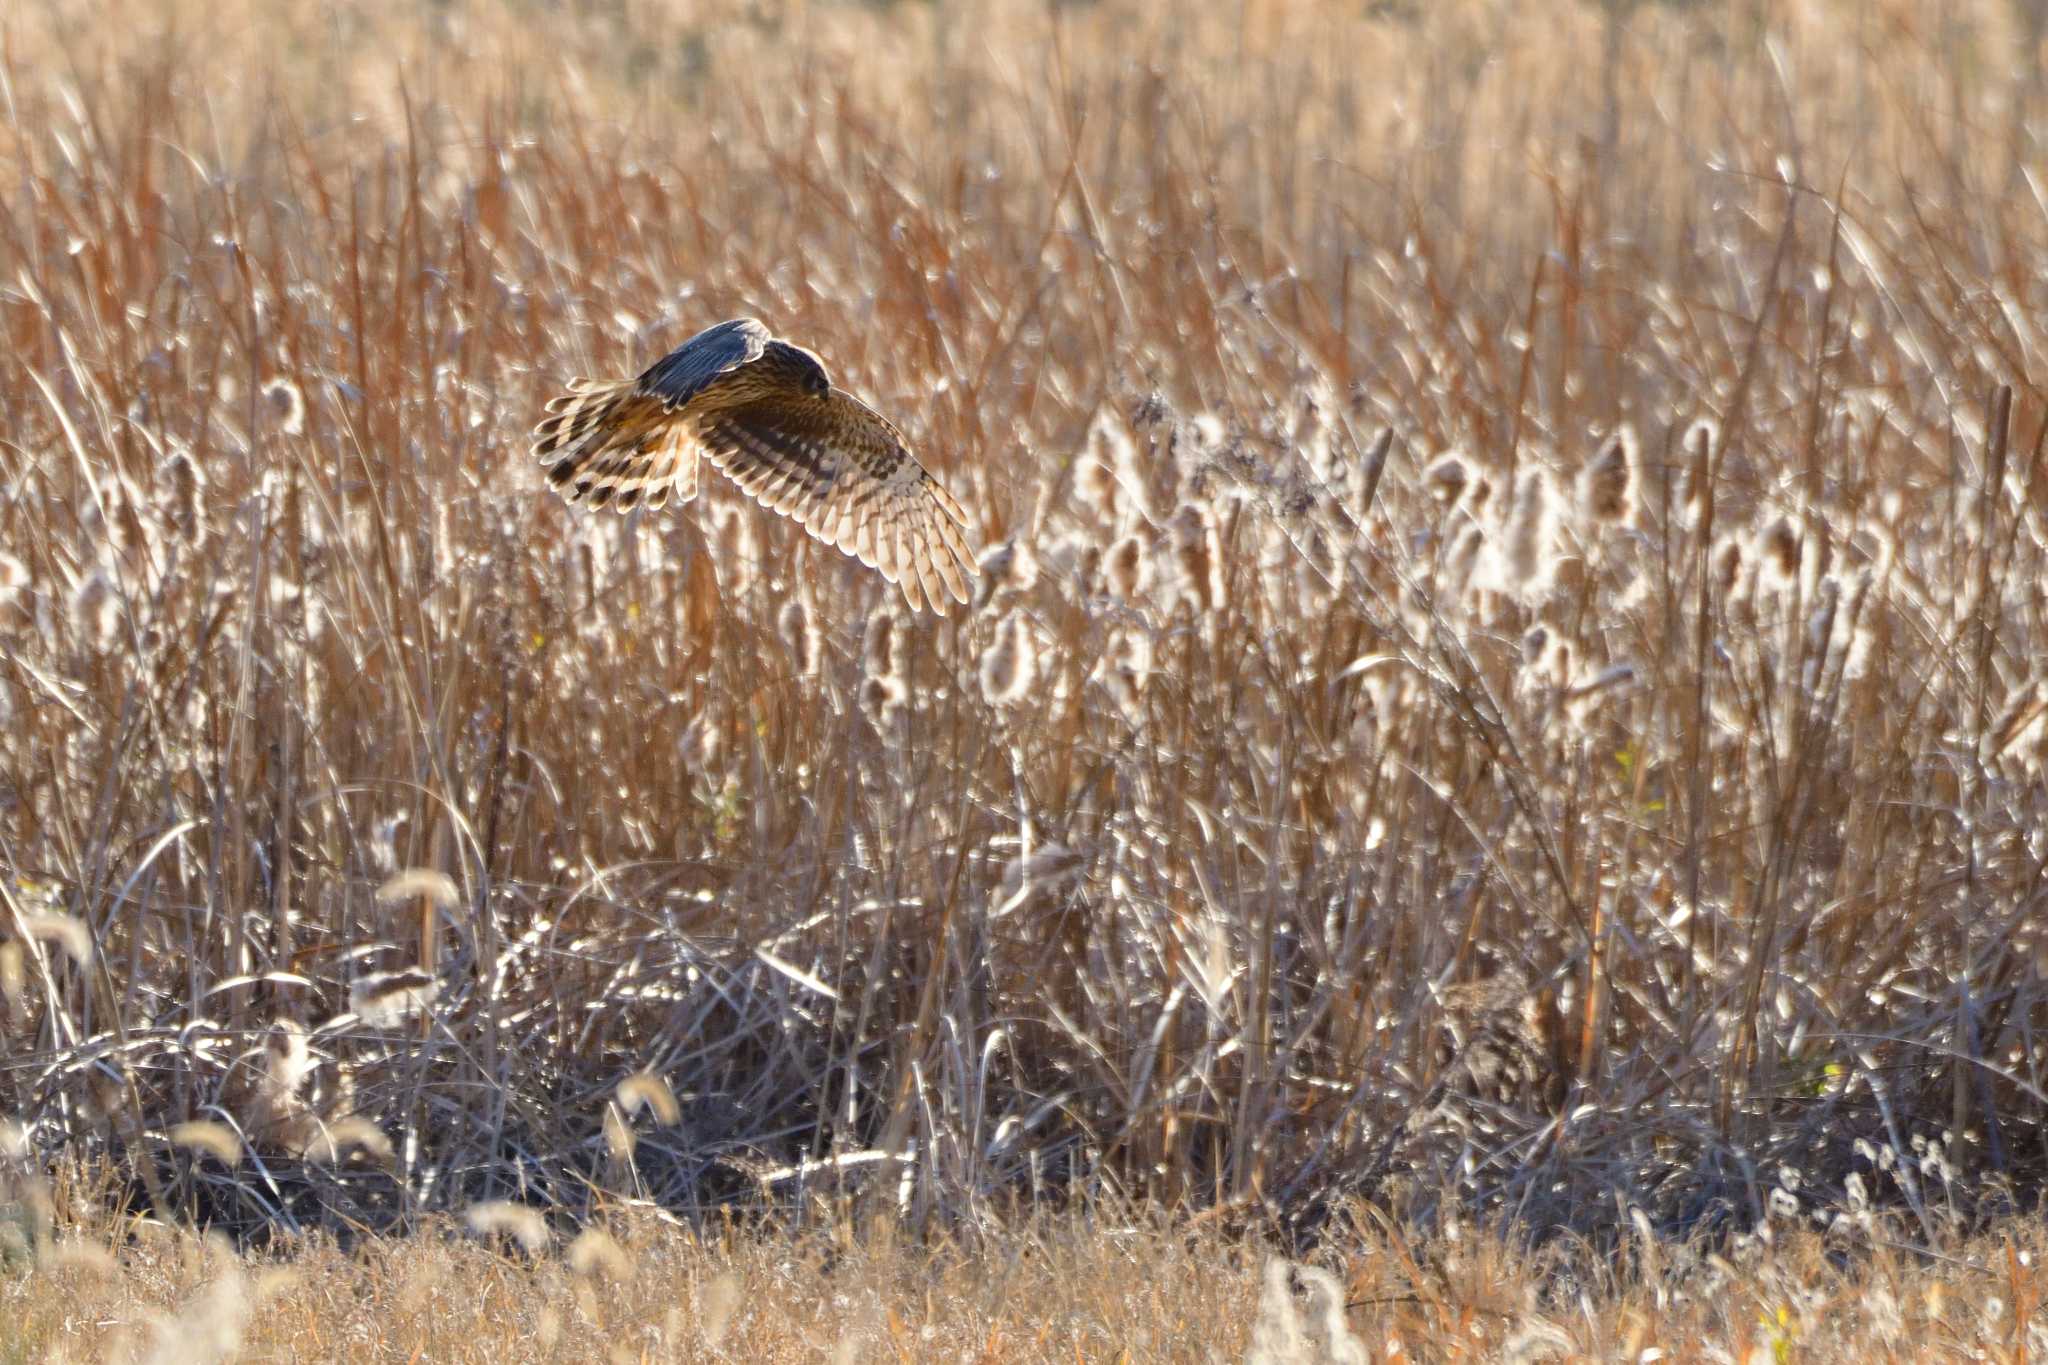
[
  {"x1": 348, "y1": 968, "x2": 440, "y2": 1027},
  {"x1": 616, "y1": 1070, "x2": 681, "y2": 1125},
  {"x1": 1102, "y1": 533, "x2": 1150, "y2": 601},
  {"x1": 602, "y1": 1103, "x2": 636, "y2": 1161},
  {"x1": 680, "y1": 711, "x2": 722, "y2": 778},
  {"x1": 367, "y1": 812, "x2": 409, "y2": 876},
  {"x1": 376, "y1": 869, "x2": 460, "y2": 911},
  {"x1": 1679, "y1": 418, "x2": 1718, "y2": 524},
  {"x1": 1423, "y1": 451, "x2": 1471, "y2": 505},
  {"x1": 1076, "y1": 459, "x2": 1122, "y2": 523},
  {"x1": 1671, "y1": 419, "x2": 1720, "y2": 527},
  {"x1": 1185, "y1": 413, "x2": 1226, "y2": 452},
  {"x1": 22, "y1": 912, "x2": 92, "y2": 965},
  {"x1": 1457, "y1": 472, "x2": 1499, "y2": 523},
  {"x1": 1101, "y1": 629, "x2": 1153, "y2": 719},
  {"x1": 465, "y1": 1201, "x2": 550, "y2": 1254},
  {"x1": 262, "y1": 377, "x2": 307, "y2": 436},
  {"x1": 1491, "y1": 468, "x2": 1561, "y2": 603},
  {"x1": 1711, "y1": 534, "x2": 1749, "y2": 602},
  {"x1": 701, "y1": 1271, "x2": 741, "y2": 1348},
  {"x1": 1580, "y1": 426, "x2": 1638, "y2": 525},
  {"x1": 70, "y1": 568, "x2": 120, "y2": 651},
  {"x1": 1444, "y1": 521, "x2": 1487, "y2": 593},
  {"x1": 1290, "y1": 384, "x2": 1336, "y2": 473},
  {"x1": 170, "y1": 1120, "x2": 244, "y2": 1167},
  {"x1": 973, "y1": 537, "x2": 1040, "y2": 611},
  {"x1": 261, "y1": 1021, "x2": 315, "y2": 1102},
  {"x1": 862, "y1": 610, "x2": 907, "y2": 683},
  {"x1": 1169, "y1": 503, "x2": 1227, "y2": 613},
  {"x1": 1522, "y1": 624, "x2": 1573, "y2": 688},
  {"x1": 0, "y1": 941, "x2": 23, "y2": 1012},
  {"x1": 858, "y1": 674, "x2": 906, "y2": 733},
  {"x1": 300, "y1": 1117, "x2": 392, "y2": 1165},
  {"x1": 978, "y1": 609, "x2": 1038, "y2": 706},
  {"x1": 1758, "y1": 516, "x2": 1801, "y2": 589},
  {"x1": 776, "y1": 596, "x2": 820, "y2": 676},
  {"x1": 567, "y1": 1228, "x2": 633, "y2": 1281}
]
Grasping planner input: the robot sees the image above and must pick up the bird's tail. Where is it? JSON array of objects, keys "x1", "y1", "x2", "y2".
[{"x1": 532, "y1": 379, "x2": 700, "y2": 512}]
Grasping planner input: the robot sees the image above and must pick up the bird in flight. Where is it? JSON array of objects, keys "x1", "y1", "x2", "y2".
[{"x1": 533, "y1": 318, "x2": 978, "y2": 613}]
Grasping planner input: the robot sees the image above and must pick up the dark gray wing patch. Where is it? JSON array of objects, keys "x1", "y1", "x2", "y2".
[{"x1": 635, "y1": 317, "x2": 773, "y2": 410}]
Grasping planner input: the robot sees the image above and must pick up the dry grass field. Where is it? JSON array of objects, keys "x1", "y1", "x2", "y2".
[{"x1": 4, "y1": 0, "x2": 2048, "y2": 1357}]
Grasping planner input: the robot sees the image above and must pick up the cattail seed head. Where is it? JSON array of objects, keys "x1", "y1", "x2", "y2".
[
  {"x1": 376, "y1": 868, "x2": 460, "y2": 911},
  {"x1": 1423, "y1": 451, "x2": 1471, "y2": 506},
  {"x1": 973, "y1": 538, "x2": 1040, "y2": 611},
  {"x1": 567, "y1": 1228, "x2": 633, "y2": 1281},
  {"x1": 1489, "y1": 468, "x2": 1561, "y2": 603},
  {"x1": 262, "y1": 1021, "x2": 315, "y2": 1101},
  {"x1": 349, "y1": 968, "x2": 440, "y2": 1027},
  {"x1": 862, "y1": 610, "x2": 907, "y2": 684},
  {"x1": 465, "y1": 1201, "x2": 550, "y2": 1254},
  {"x1": 858, "y1": 674, "x2": 906, "y2": 733},
  {"x1": 1679, "y1": 418, "x2": 1718, "y2": 525},
  {"x1": 1445, "y1": 521, "x2": 1487, "y2": 593},
  {"x1": 1758, "y1": 516, "x2": 1801, "y2": 590},
  {"x1": 1185, "y1": 413, "x2": 1226, "y2": 452},
  {"x1": 616, "y1": 1070, "x2": 681, "y2": 1125},
  {"x1": 777, "y1": 596, "x2": 820, "y2": 676},
  {"x1": 23, "y1": 913, "x2": 92, "y2": 965},
  {"x1": 156, "y1": 448, "x2": 207, "y2": 546},
  {"x1": 1102, "y1": 532, "x2": 1150, "y2": 601},
  {"x1": 1088, "y1": 406, "x2": 1138, "y2": 471},
  {"x1": 1711, "y1": 534, "x2": 1748, "y2": 602},
  {"x1": 1101, "y1": 628, "x2": 1154, "y2": 719},
  {"x1": 1169, "y1": 503, "x2": 1227, "y2": 613},
  {"x1": 679, "y1": 711, "x2": 722, "y2": 779},
  {"x1": 309, "y1": 1116, "x2": 394, "y2": 1166},
  {"x1": 70, "y1": 567, "x2": 120, "y2": 652},
  {"x1": 170, "y1": 1120, "x2": 244, "y2": 1167},
  {"x1": 603, "y1": 1103, "x2": 637, "y2": 1161},
  {"x1": 262, "y1": 377, "x2": 307, "y2": 436},
  {"x1": 978, "y1": 609, "x2": 1038, "y2": 706},
  {"x1": 1580, "y1": 426, "x2": 1638, "y2": 525},
  {"x1": 1076, "y1": 459, "x2": 1121, "y2": 523},
  {"x1": 0, "y1": 941, "x2": 23, "y2": 1013},
  {"x1": 367, "y1": 812, "x2": 408, "y2": 876}
]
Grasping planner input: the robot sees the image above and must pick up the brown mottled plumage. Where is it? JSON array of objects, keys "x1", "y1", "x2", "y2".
[{"x1": 532, "y1": 317, "x2": 978, "y2": 613}]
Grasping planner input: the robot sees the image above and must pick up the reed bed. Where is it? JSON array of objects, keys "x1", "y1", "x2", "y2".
[{"x1": 2, "y1": 0, "x2": 2047, "y2": 1327}]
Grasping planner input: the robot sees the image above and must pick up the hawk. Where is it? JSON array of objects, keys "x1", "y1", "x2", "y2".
[{"x1": 533, "y1": 318, "x2": 978, "y2": 613}]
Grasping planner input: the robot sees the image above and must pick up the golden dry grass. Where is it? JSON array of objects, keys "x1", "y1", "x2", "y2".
[
  {"x1": 7, "y1": 1202, "x2": 2048, "y2": 1362},
  {"x1": 4, "y1": 0, "x2": 2048, "y2": 1356}
]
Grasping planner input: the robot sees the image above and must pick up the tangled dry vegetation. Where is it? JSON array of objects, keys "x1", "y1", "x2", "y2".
[{"x1": 4, "y1": 0, "x2": 2048, "y2": 1352}]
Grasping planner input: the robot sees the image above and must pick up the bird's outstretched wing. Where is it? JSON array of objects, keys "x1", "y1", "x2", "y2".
[
  {"x1": 531, "y1": 317, "x2": 977, "y2": 614},
  {"x1": 693, "y1": 382, "x2": 977, "y2": 614},
  {"x1": 531, "y1": 318, "x2": 769, "y2": 512}
]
